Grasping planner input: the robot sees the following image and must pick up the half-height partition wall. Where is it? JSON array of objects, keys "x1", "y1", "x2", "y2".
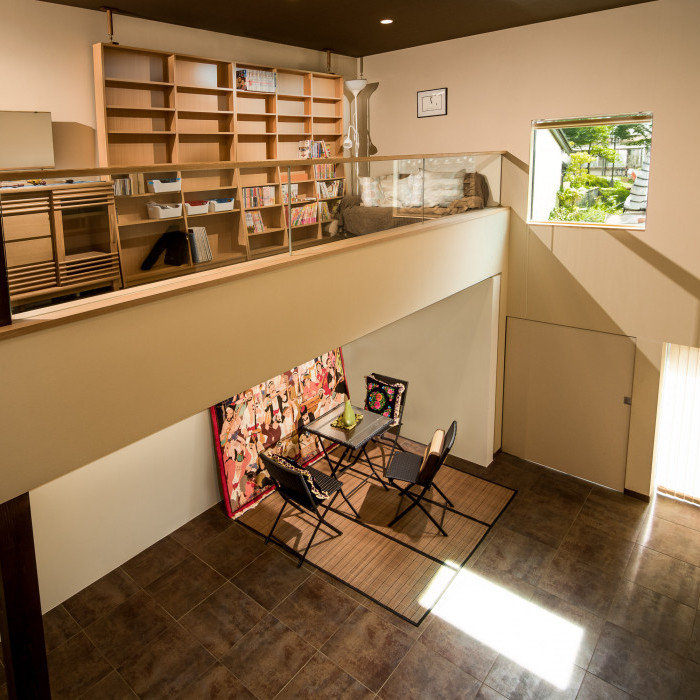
[{"x1": 0, "y1": 152, "x2": 502, "y2": 314}]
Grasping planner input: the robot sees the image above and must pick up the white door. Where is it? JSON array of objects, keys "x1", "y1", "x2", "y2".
[{"x1": 503, "y1": 317, "x2": 635, "y2": 490}]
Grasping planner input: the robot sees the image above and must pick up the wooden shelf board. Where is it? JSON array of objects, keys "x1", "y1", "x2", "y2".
[
  {"x1": 249, "y1": 244, "x2": 287, "y2": 258},
  {"x1": 125, "y1": 265, "x2": 190, "y2": 286},
  {"x1": 182, "y1": 185, "x2": 237, "y2": 193},
  {"x1": 119, "y1": 216, "x2": 184, "y2": 227},
  {"x1": 316, "y1": 177, "x2": 345, "y2": 181},
  {"x1": 115, "y1": 191, "x2": 181, "y2": 199},
  {"x1": 178, "y1": 131, "x2": 236, "y2": 136},
  {"x1": 280, "y1": 179, "x2": 314, "y2": 184},
  {"x1": 193, "y1": 252, "x2": 247, "y2": 269},
  {"x1": 319, "y1": 196, "x2": 342, "y2": 201},
  {"x1": 247, "y1": 227, "x2": 284, "y2": 237},
  {"x1": 105, "y1": 77, "x2": 174, "y2": 88},
  {"x1": 237, "y1": 132, "x2": 277, "y2": 136},
  {"x1": 236, "y1": 112, "x2": 276, "y2": 117},
  {"x1": 178, "y1": 84, "x2": 233, "y2": 94},
  {"x1": 187, "y1": 209, "x2": 240, "y2": 217},
  {"x1": 312, "y1": 96, "x2": 342, "y2": 102},
  {"x1": 278, "y1": 133, "x2": 311, "y2": 138},
  {"x1": 64, "y1": 251, "x2": 113, "y2": 261},
  {"x1": 178, "y1": 109, "x2": 234, "y2": 116},
  {"x1": 236, "y1": 89, "x2": 275, "y2": 95},
  {"x1": 108, "y1": 130, "x2": 176, "y2": 135},
  {"x1": 290, "y1": 222, "x2": 318, "y2": 229},
  {"x1": 243, "y1": 203, "x2": 280, "y2": 211},
  {"x1": 106, "y1": 105, "x2": 175, "y2": 113},
  {"x1": 277, "y1": 94, "x2": 309, "y2": 101}
]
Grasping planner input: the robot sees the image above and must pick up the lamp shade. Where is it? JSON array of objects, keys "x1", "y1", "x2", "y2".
[{"x1": 345, "y1": 78, "x2": 368, "y2": 96}]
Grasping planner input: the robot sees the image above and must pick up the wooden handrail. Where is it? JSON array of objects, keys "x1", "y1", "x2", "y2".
[{"x1": 0, "y1": 151, "x2": 506, "y2": 182}]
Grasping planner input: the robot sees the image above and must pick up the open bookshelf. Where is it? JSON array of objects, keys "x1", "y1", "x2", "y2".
[{"x1": 93, "y1": 43, "x2": 346, "y2": 279}]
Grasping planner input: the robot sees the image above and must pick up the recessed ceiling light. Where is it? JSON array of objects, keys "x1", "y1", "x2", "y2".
[{"x1": 380, "y1": 19, "x2": 393, "y2": 25}]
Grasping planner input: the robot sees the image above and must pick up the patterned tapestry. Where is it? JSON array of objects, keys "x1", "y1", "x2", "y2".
[{"x1": 210, "y1": 348, "x2": 348, "y2": 518}]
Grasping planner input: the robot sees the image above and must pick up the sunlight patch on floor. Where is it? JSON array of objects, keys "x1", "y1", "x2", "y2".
[{"x1": 420, "y1": 564, "x2": 583, "y2": 689}]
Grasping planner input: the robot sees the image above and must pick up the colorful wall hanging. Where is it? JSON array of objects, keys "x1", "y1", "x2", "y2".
[{"x1": 210, "y1": 348, "x2": 348, "y2": 518}]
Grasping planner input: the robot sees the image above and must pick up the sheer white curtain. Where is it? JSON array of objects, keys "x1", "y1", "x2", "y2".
[{"x1": 654, "y1": 343, "x2": 700, "y2": 504}]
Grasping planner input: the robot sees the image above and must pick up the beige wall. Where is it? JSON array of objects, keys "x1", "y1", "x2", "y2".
[
  {"x1": 0, "y1": 0, "x2": 356, "y2": 167},
  {"x1": 365, "y1": 0, "x2": 700, "y2": 495},
  {"x1": 343, "y1": 276, "x2": 501, "y2": 467}
]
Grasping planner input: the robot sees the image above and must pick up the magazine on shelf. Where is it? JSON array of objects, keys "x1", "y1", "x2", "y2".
[
  {"x1": 187, "y1": 226, "x2": 213, "y2": 264},
  {"x1": 236, "y1": 68, "x2": 276, "y2": 93},
  {"x1": 245, "y1": 210, "x2": 265, "y2": 233}
]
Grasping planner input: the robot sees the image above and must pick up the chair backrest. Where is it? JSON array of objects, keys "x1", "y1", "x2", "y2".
[
  {"x1": 371, "y1": 373, "x2": 408, "y2": 430},
  {"x1": 259, "y1": 453, "x2": 317, "y2": 512},
  {"x1": 417, "y1": 420, "x2": 457, "y2": 486}
]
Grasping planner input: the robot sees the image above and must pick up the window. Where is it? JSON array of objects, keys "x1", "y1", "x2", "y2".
[{"x1": 528, "y1": 113, "x2": 653, "y2": 229}]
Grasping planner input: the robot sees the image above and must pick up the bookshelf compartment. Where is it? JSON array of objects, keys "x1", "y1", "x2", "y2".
[
  {"x1": 175, "y1": 57, "x2": 231, "y2": 89},
  {"x1": 278, "y1": 116, "x2": 310, "y2": 135},
  {"x1": 276, "y1": 70, "x2": 309, "y2": 96},
  {"x1": 107, "y1": 133, "x2": 174, "y2": 166},
  {"x1": 104, "y1": 47, "x2": 170, "y2": 83},
  {"x1": 312, "y1": 100, "x2": 342, "y2": 118},
  {"x1": 312, "y1": 74, "x2": 341, "y2": 99},
  {"x1": 106, "y1": 84, "x2": 172, "y2": 109},
  {"x1": 107, "y1": 109, "x2": 173, "y2": 132},
  {"x1": 280, "y1": 165, "x2": 313, "y2": 184},
  {"x1": 176, "y1": 89, "x2": 231, "y2": 112},
  {"x1": 236, "y1": 114, "x2": 275, "y2": 135},
  {"x1": 312, "y1": 117, "x2": 342, "y2": 136},
  {"x1": 119, "y1": 226, "x2": 189, "y2": 286},
  {"x1": 182, "y1": 169, "x2": 235, "y2": 192},
  {"x1": 237, "y1": 134, "x2": 275, "y2": 161},
  {"x1": 236, "y1": 93, "x2": 276, "y2": 115},
  {"x1": 277, "y1": 95, "x2": 309, "y2": 117},
  {"x1": 193, "y1": 216, "x2": 245, "y2": 261},
  {"x1": 239, "y1": 168, "x2": 278, "y2": 187},
  {"x1": 178, "y1": 134, "x2": 234, "y2": 163},
  {"x1": 178, "y1": 111, "x2": 233, "y2": 134}
]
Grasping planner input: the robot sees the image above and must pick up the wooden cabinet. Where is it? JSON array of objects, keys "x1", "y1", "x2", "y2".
[{"x1": 0, "y1": 182, "x2": 121, "y2": 305}]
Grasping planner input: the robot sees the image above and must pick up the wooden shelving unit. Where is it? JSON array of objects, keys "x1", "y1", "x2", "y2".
[{"x1": 93, "y1": 43, "x2": 346, "y2": 283}]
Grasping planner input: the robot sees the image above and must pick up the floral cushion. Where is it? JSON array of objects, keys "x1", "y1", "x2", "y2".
[{"x1": 364, "y1": 374, "x2": 406, "y2": 427}]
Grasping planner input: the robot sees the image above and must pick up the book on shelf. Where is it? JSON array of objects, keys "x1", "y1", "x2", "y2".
[
  {"x1": 114, "y1": 173, "x2": 147, "y2": 196},
  {"x1": 282, "y1": 184, "x2": 299, "y2": 203},
  {"x1": 316, "y1": 179, "x2": 344, "y2": 199},
  {"x1": 318, "y1": 200, "x2": 340, "y2": 223},
  {"x1": 187, "y1": 226, "x2": 213, "y2": 264},
  {"x1": 298, "y1": 140, "x2": 331, "y2": 159},
  {"x1": 245, "y1": 210, "x2": 265, "y2": 233},
  {"x1": 242, "y1": 186, "x2": 275, "y2": 208},
  {"x1": 286, "y1": 201, "x2": 317, "y2": 227},
  {"x1": 313, "y1": 163, "x2": 336, "y2": 179},
  {"x1": 236, "y1": 68, "x2": 276, "y2": 93}
]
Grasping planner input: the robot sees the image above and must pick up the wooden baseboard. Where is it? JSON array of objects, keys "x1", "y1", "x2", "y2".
[{"x1": 624, "y1": 488, "x2": 651, "y2": 503}]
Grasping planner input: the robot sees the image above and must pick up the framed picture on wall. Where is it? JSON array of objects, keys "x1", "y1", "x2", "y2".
[{"x1": 417, "y1": 88, "x2": 447, "y2": 118}]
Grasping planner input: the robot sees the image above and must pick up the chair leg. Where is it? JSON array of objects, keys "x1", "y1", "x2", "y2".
[
  {"x1": 387, "y1": 487, "x2": 420, "y2": 527},
  {"x1": 338, "y1": 488, "x2": 361, "y2": 519},
  {"x1": 388, "y1": 486, "x2": 448, "y2": 536},
  {"x1": 298, "y1": 493, "x2": 343, "y2": 567},
  {"x1": 266, "y1": 500, "x2": 287, "y2": 544},
  {"x1": 432, "y1": 483, "x2": 454, "y2": 508},
  {"x1": 414, "y1": 498, "x2": 448, "y2": 537}
]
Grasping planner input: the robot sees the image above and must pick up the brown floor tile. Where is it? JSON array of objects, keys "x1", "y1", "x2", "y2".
[
  {"x1": 638, "y1": 516, "x2": 700, "y2": 567},
  {"x1": 180, "y1": 581, "x2": 267, "y2": 658},
  {"x1": 476, "y1": 684, "x2": 509, "y2": 699},
  {"x1": 529, "y1": 590, "x2": 604, "y2": 669},
  {"x1": 379, "y1": 640, "x2": 481, "y2": 699},
  {"x1": 272, "y1": 574, "x2": 358, "y2": 647},
  {"x1": 42, "y1": 604, "x2": 80, "y2": 652},
  {"x1": 577, "y1": 487, "x2": 648, "y2": 543},
  {"x1": 529, "y1": 471, "x2": 591, "y2": 509},
  {"x1": 276, "y1": 651, "x2": 374, "y2": 699},
  {"x1": 121, "y1": 535, "x2": 190, "y2": 588},
  {"x1": 575, "y1": 672, "x2": 630, "y2": 699},
  {"x1": 680, "y1": 659, "x2": 700, "y2": 699},
  {"x1": 191, "y1": 524, "x2": 267, "y2": 579},
  {"x1": 419, "y1": 614, "x2": 498, "y2": 682},
  {"x1": 176, "y1": 663, "x2": 256, "y2": 699},
  {"x1": 85, "y1": 590, "x2": 174, "y2": 666},
  {"x1": 539, "y1": 553, "x2": 620, "y2": 616},
  {"x1": 624, "y1": 544, "x2": 700, "y2": 608},
  {"x1": 654, "y1": 495, "x2": 700, "y2": 533},
  {"x1": 230, "y1": 547, "x2": 310, "y2": 610},
  {"x1": 117, "y1": 625, "x2": 214, "y2": 698},
  {"x1": 321, "y1": 606, "x2": 414, "y2": 692},
  {"x1": 471, "y1": 457, "x2": 541, "y2": 493},
  {"x1": 145, "y1": 555, "x2": 226, "y2": 619},
  {"x1": 484, "y1": 654, "x2": 585, "y2": 699},
  {"x1": 80, "y1": 670, "x2": 137, "y2": 699},
  {"x1": 63, "y1": 569, "x2": 139, "y2": 628},
  {"x1": 47, "y1": 631, "x2": 112, "y2": 700},
  {"x1": 556, "y1": 520, "x2": 635, "y2": 576},
  {"x1": 690, "y1": 612, "x2": 700, "y2": 665},
  {"x1": 172, "y1": 504, "x2": 232, "y2": 551},
  {"x1": 607, "y1": 579, "x2": 695, "y2": 655},
  {"x1": 473, "y1": 526, "x2": 556, "y2": 588},
  {"x1": 469, "y1": 558, "x2": 537, "y2": 600},
  {"x1": 360, "y1": 597, "x2": 426, "y2": 639},
  {"x1": 312, "y1": 568, "x2": 368, "y2": 604},
  {"x1": 221, "y1": 614, "x2": 315, "y2": 699},
  {"x1": 588, "y1": 622, "x2": 684, "y2": 699}
]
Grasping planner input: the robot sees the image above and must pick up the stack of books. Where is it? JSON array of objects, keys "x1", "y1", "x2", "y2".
[
  {"x1": 236, "y1": 69, "x2": 276, "y2": 93},
  {"x1": 313, "y1": 163, "x2": 336, "y2": 179},
  {"x1": 245, "y1": 211, "x2": 265, "y2": 233},
  {"x1": 318, "y1": 200, "x2": 339, "y2": 222},
  {"x1": 317, "y1": 180, "x2": 344, "y2": 199},
  {"x1": 242, "y1": 186, "x2": 275, "y2": 207},
  {"x1": 187, "y1": 227, "x2": 213, "y2": 263},
  {"x1": 288, "y1": 202, "x2": 317, "y2": 227},
  {"x1": 113, "y1": 173, "x2": 146, "y2": 196}
]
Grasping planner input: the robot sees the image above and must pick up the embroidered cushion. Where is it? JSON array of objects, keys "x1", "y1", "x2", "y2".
[
  {"x1": 264, "y1": 452, "x2": 332, "y2": 499},
  {"x1": 364, "y1": 374, "x2": 406, "y2": 427}
]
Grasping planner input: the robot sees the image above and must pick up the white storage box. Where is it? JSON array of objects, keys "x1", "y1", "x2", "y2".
[
  {"x1": 147, "y1": 178, "x2": 181, "y2": 193},
  {"x1": 147, "y1": 203, "x2": 182, "y2": 219},
  {"x1": 185, "y1": 200, "x2": 209, "y2": 215},
  {"x1": 209, "y1": 198, "x2": 235, "y2": 212}
]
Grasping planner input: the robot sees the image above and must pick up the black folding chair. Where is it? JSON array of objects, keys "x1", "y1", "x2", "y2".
[
  {"x1": 365, "y1": 373, "x2": 408, "y2": 462},
  {"x1": 260, "y1": 453, "x2": 360, "y2": 567},
  {"x1": 384, "y1": 421, "x2": 457, "y2": 536}
]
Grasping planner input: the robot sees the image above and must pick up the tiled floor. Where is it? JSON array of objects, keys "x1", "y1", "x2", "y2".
[{"x1": 4, "y1": 450, "x2": 700, "y2": 698}]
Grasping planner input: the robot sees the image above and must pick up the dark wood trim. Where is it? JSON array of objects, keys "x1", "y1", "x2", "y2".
[
  {"x1": 0, "y1": 213, "x2": 11, "y2": 327},
  {"x1": 624, "y1": 487, "x2": 651, "y2": 503},
  {"x1": 0, "y1": 493, "x2": 51, "y2": 698}
]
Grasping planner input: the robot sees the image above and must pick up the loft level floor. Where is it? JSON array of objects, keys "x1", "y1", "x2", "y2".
[{"x1": 6, "y1": 445, "x2": 700, "y2": 698}]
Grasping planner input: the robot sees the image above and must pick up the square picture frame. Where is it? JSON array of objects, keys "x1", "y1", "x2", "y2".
[{"x1": 417, "y1": 88, "x2": 447, "y2": 118}]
